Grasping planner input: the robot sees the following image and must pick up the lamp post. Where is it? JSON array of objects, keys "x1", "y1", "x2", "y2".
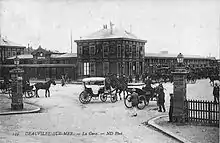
[
  {"x1": 171, "y1": 53, "x2": 188, "y2": 123},
  {"x1": 9, "y1": 54, "x2": 24, "y2": 110},
  {"x1": 177, "y1": 53, "x2": 184, "y2": 69}
]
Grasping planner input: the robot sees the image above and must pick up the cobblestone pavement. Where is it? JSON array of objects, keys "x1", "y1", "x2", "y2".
[{"x1": 0, "y1": 83, "x2": 177, "y2": 143}]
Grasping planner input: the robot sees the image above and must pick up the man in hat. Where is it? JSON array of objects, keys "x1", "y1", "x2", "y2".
[
  {"x1": 213, "y1": 82, "x2": 219, "y2": 103},
  {"x1": 129, "y1": 88, "x2": 139, "y2": 117},
  {"x1": 157, "y1": 83, "x2": 166, "y2": 112}
]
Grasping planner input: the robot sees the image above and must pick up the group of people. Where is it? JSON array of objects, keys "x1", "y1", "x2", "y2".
[
  {"x1": 129, "y1": 76, "x2": 166, "y2": 117},
  {"x1": 61, "y1": 74, "x2": 70, "y2": 86}
]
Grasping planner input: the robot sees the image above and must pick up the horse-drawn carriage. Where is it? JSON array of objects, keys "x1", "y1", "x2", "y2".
[
  {"x1": 124, "y1": 83, "x2": 160, "y2": 110},
  {"x1": 0, "y1": 79, "x2": 35, "y2": 98},
  {"x1": 0, "y1": 79, "x2": 12, "y2": 97},
  {"x1": 79, "y1": 77, "x2": 117, "y2": 104}
]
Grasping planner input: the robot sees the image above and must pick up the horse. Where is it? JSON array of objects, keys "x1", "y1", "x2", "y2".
[
  {"x1": 105, "y1": 74, "x2": 128, "y2": 100},
  {"x1": 34, "y1": 79, "x2": 56, "y2": 98}
]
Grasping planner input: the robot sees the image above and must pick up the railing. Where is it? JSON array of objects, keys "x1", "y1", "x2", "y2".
[{"x1": 185, "y1": 99, "x2": 219, "y2": 126}]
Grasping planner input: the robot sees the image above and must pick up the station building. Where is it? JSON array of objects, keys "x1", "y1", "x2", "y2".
[
  {"x1": 1, "y1": 46, "x2": 77, "y2": 80},
  {"x1": 74, "y1": 25, "x2": 147, "y2": 79},
  {"x1": 144, "y1": 51, "x2": 216, "y2": 74}
]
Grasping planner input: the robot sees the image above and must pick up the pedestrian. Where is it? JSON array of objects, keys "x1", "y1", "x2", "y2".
[
  {"x1": 129, "y1": 88, "x2": 139, "y2": 117},
  {"x1": 213, "y1": 83, "x2": 219, "y2": 103},
  {"x1": 168, "y1": 93, "x2": 174, "y2": 122},
  {"x1": 61, "y1": 75, "x2": 65, "y2": 86},
  {"x1": 157, "y1": 83, "x2": 166, "y2": 112}
]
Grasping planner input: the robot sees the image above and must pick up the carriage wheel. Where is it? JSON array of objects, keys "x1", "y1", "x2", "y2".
[
  {"x1": 137, "y1": 95, "x2": 146, "y2": 110},
  {"x1": 25, "y1": 91, "x2": 35, "y2": 98},
  {"x1": 110, "y1": 93, "x2": 117, "y2": 103},
  {"x1": 79, "y1": 91, "x2": 91, "y2": 104},
  {"x1": 124, "y1": 94, "x2": 132, "y2": 108},
  {"x1": 100, "y1": 93, "x2": 107, "y2": 102}
]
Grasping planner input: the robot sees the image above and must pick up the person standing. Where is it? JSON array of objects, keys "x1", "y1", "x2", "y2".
[
  {"x1": 61, "y1": 75, "x2": 65, "y2": 86},
  {"x1": 213, "y1": 83, "x2": 219, "y2": 103},
  {"x1": 157, "y1": 83, "x2": 166, "y2": 112},
  {"x1": 168, "y1": 93, "x2": 174, "y2": 122},
  {"x1": 129, "y1": 88, "x2": 139, "y2": 117}
]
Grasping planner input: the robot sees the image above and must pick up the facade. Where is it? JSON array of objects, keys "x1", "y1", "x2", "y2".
[
  {"x1": 3, "y1": 46, "x2": 78, "y2": 80},
  {"x1": 74, "y1": 25, "x2": 147, "y2": 78},
  {"x1": 0, "y1": 37, "x2": 25, "y2": 79},
  {"x1": 144, "y1": 51, "x2": 217, "y2": 74},
  {"x1": 0, "y1": 37, "x2": 25, "y2": 64}
]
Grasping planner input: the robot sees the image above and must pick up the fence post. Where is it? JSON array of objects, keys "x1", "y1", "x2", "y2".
[
  {"x1": 184, "y1": 100, "x2": 188, "y2": 122},
  {"x1": 208, "y1": 102, "x2": 211, "y2": 124}
]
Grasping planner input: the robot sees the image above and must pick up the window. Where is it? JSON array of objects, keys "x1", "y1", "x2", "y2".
[
  {"x1": 103, "y1": 45, "x2": 109, "y2": 58},
  {"x1": 132, "y1": 45, "x2": 136, "y2": 57},
  {"x1": 109, "y1": 44, "x2": 115, "y2": 54},
  {"x1": 84, "y1": 62, "x2": 89, "y2": 75},
  {"x1": 129, "y1": 45, "x2": 132, "y2": 58},
  {"x1": 136, "y1": 62, "x2": 139, "y2": 74},
  {"x1": 78, "y1": 46, "x2": 83, "y2": 55},
  {"x1": 139, "y1": 46, "x2": 144, "y2": 57},
  {"x1": 78, "y1": 62, "x2": 84, "y2": 76},
  {"x1": 90, "y1": 62, "x2": 95, "y2": 76},
  {"x1": 90, "y1": 46, "x2": 95, "y2": 55},
  {"x1": 103, "y1": 62, "x2": 109, "y2": 75},
  {"x1": 136, "y1": 46, "x2": 139, "y2": 57},
  {"x1": 125, "y1": 45, "x2": 129, "y2": 57},
  {"x1": 83, "y1": 46, "x2": 89, "y2": 56},
  {"x1": 117, "y1": 45, "x2": 121, "y2": 57}
]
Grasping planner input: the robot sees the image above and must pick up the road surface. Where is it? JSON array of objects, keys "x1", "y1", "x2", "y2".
[{"x1": 0, "y1": 79, "x2": 213, "y2": 143}]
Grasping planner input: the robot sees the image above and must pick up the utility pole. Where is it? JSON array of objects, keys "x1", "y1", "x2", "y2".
[{"x1": 129, "y1": 24, "x2": 132, "y2": 33}]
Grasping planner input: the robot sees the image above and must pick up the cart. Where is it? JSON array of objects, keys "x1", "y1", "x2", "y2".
[{"x1": 79, "y1": 77, "x2": 117, "y2": 104}]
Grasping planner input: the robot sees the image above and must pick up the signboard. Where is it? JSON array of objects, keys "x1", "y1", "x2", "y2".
[{"x1": 37, "y1": 56, "x2": 45, "y2": 59}]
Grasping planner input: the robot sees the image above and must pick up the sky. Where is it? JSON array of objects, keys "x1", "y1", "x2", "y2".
[{"x1": 0, "y1": 0, "x2": 220, "y2": 58}]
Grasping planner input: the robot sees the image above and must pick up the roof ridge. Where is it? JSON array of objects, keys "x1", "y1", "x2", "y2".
[{"x1": 80, "y1": 26, "x2": 140, "y2": 40}]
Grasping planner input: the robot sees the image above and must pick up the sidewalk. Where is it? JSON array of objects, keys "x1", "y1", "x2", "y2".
[
  {"x1": 147, "y1": 115, "x2": 219, "y2": 143},
  {"x1": 0, "y1": 94, "x2": 40, "y2": 115}
]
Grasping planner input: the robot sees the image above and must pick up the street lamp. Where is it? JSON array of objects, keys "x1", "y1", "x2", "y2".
[
  {"x1": 14, "y1": 55, "x2": 20, "y2": 67},
  {"x1": 177, "y1": 53, "x2": 184, "y2": 65},
  {"x1": 170, "y1": 52, "x2": 188, "y2": 123}
]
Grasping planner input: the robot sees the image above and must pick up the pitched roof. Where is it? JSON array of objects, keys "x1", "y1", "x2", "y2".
[
  {"x1": 145, "y1": 53, "x2": 213, "y2": 59},
  {"x1": 7, "y1": 54, "x2": 33, "y2": 60},
  {"x1": 0, "y1": 36, "x2": 25, "y2": 47},
  {"x1": 78, "y1": 27, "x2": 146, "y2": 42},
  {"x1": 31, "y1": 46, "x2": 52, "y2": 55}
]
